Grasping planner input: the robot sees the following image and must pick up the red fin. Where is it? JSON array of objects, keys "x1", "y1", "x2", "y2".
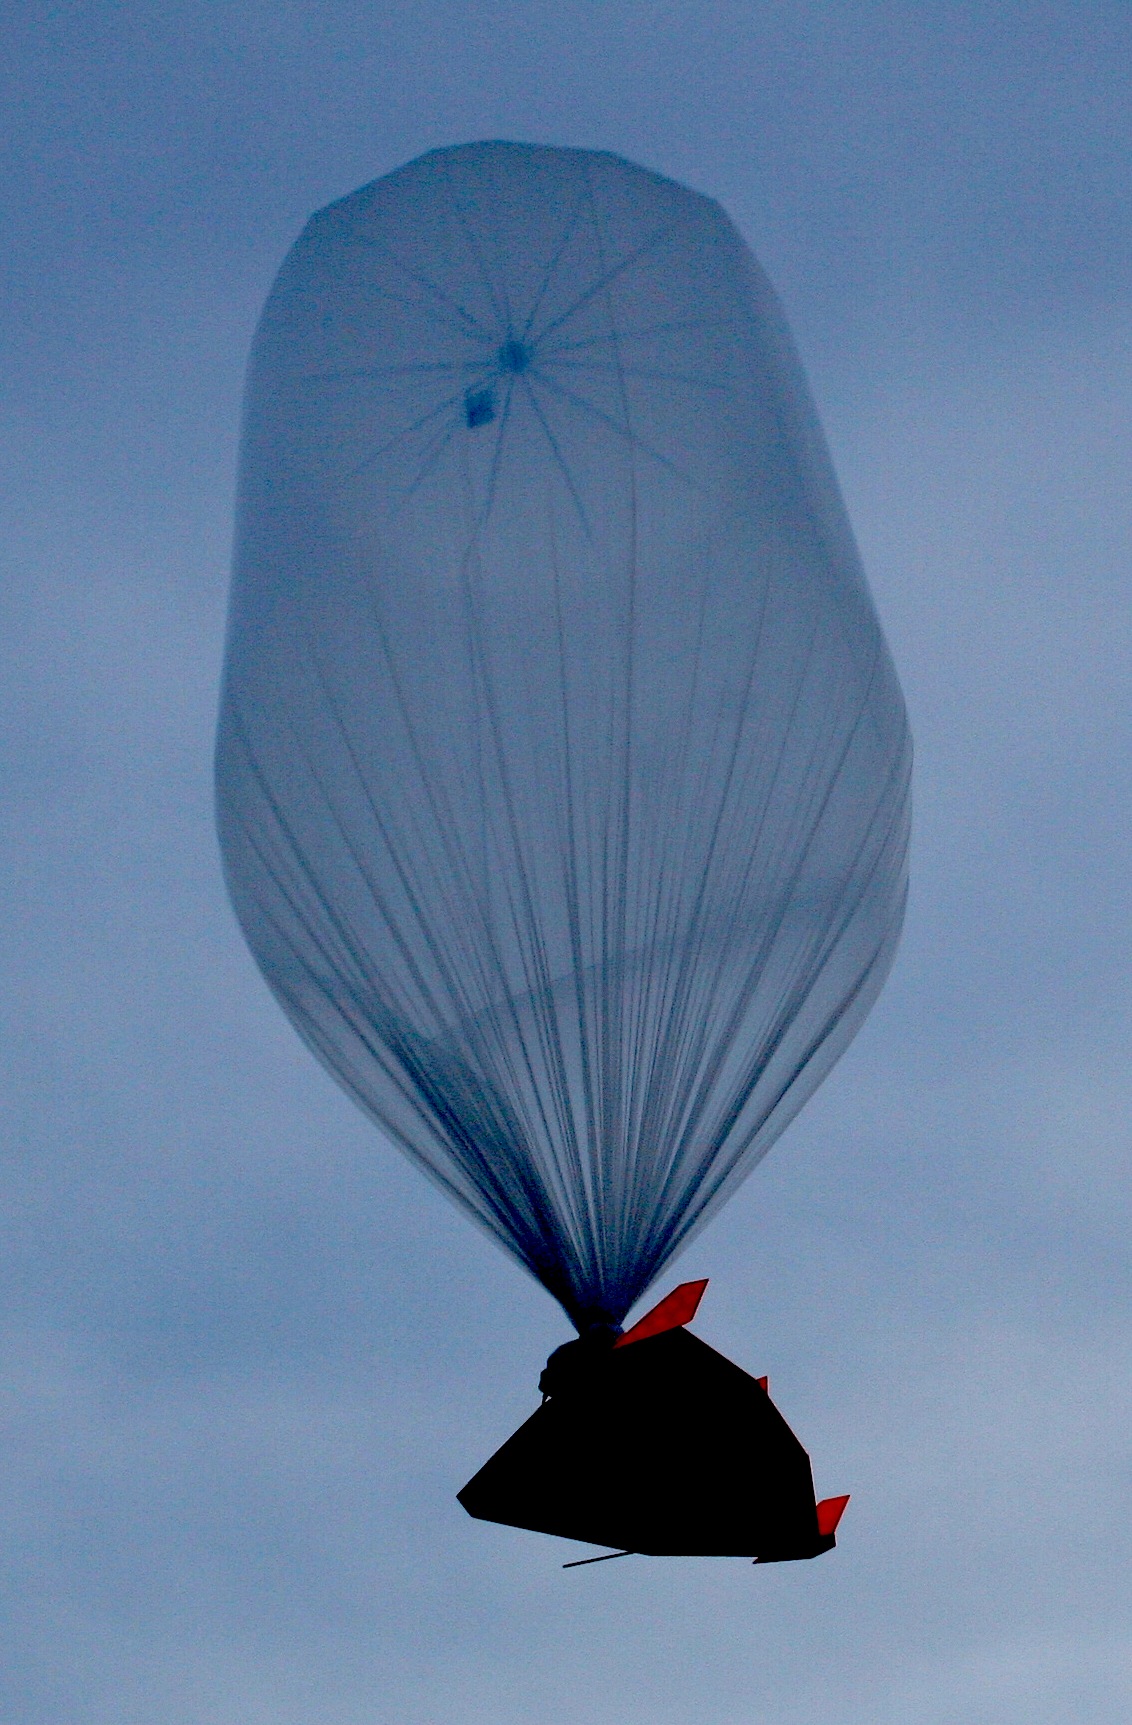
[
  {"x1": 755, "y1": 1376, "x2": 768, "y2": 1391},
  {"x1": 816, "y1": 1494, "x2": 850, "y2": 1537},
  {"x1": 613, "y1": 1280, "x2": 709, "y2": 1348}
]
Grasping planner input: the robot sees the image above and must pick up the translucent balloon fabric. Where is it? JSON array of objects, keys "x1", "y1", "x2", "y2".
[{"x1": 216, "y1": 142, "x2": 911, "y2": 1331}]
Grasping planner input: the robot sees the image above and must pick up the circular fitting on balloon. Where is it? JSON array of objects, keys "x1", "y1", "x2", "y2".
[{"x1": 497, "y1": 337, "x2": 532, "y2": 373}]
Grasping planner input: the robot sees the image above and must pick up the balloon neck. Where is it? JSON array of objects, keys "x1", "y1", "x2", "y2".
[
  {"x1": 576, "y1": 1316, "x2": 623, "y2": 1343},
  {"x1": 539, "y1": 1319, "x2": 622, "y2": 1401}
]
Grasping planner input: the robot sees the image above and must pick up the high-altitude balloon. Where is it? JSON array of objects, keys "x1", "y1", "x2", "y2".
[{"x1": 216, "y1": 141, "x2": 910, "y2": 1339}]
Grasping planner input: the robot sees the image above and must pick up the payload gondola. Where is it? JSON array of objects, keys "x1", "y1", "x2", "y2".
[{"x1": 459, "y1": 1281, "x2": 850, "y2": 1563}]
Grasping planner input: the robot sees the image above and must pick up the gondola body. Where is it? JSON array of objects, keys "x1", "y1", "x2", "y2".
[{"x1": 459, "y1": 1284, "x2": 849, "y2": 1562}]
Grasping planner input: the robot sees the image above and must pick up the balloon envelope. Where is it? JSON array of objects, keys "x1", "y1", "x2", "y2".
[{"x1": 216, "y1": 142, "x2": 911, "y2": 1331}]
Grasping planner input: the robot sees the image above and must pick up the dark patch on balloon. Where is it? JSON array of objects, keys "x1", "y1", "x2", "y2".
[{"x1": 465, "y1": 387, "x2": 496, "y2": 428}]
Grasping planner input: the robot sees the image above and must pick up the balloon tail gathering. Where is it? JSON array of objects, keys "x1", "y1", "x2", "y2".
[{"x1": 215, "y1": 142, "x2": 911, "y2": 1571}]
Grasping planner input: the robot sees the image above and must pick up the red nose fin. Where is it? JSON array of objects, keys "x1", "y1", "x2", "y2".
[
  {"x1": 613, "y1": 1280, "x2": 709, "y2": 1348},
  {"x1": 816, "y1": 1495, "x2": 850, "y2": 1537},
  {"x1": 755, "y1": 1375, "x2": 768, "y2": 1392}
]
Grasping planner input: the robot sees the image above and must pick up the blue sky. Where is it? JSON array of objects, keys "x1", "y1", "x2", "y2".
[{"x1": 2, "y1": 4, "x2": 1131, "y2": 1720}]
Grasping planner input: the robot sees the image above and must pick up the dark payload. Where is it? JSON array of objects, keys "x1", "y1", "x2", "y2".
[{"x1": 459, "y1": 1281, "x2": 849, "y2": 1562}]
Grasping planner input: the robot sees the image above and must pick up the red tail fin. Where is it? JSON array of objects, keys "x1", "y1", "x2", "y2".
[
  {"x1": 613, "y1": 1280, "x2": 709, "y2": 1348},
  {"x1": 816, "y1": 1495, "x2": 850, "y2": 1537}
]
